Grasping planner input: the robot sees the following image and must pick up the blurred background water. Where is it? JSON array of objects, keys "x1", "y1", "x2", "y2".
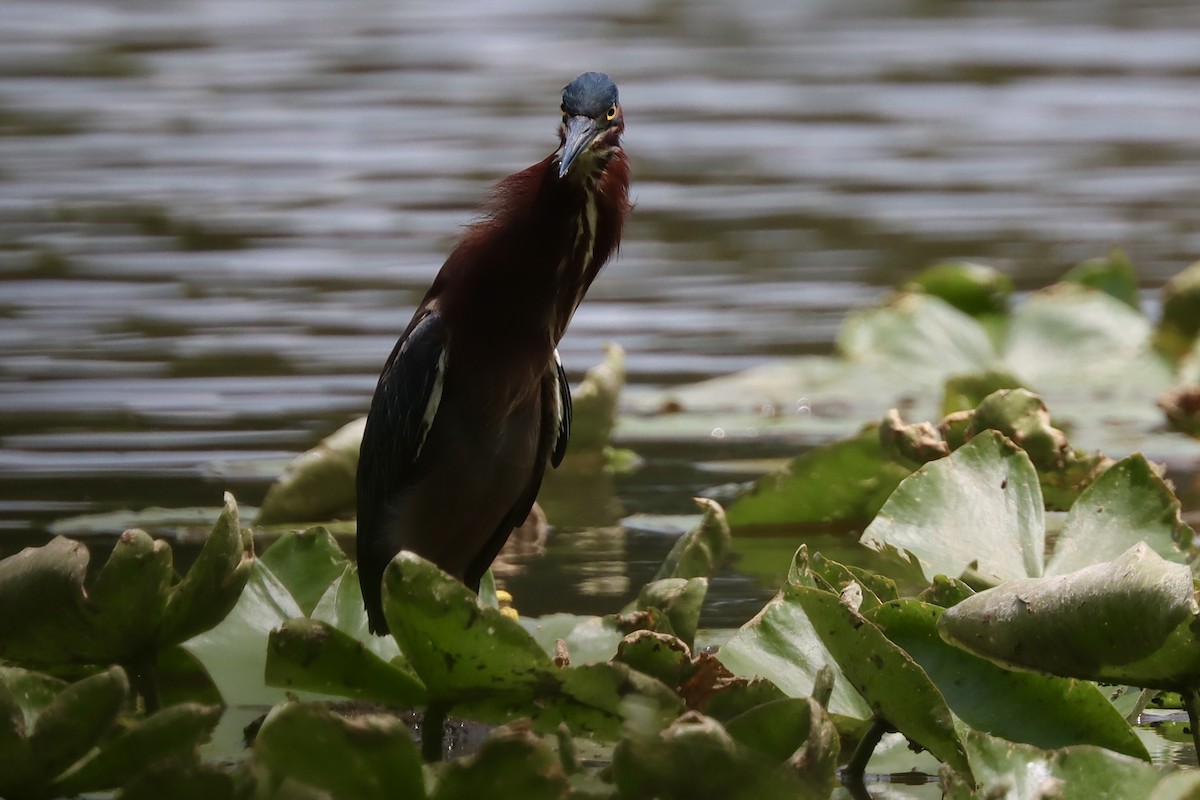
[{"x1": 2, "y1": 0, "x2": 1200, "y2": 623}]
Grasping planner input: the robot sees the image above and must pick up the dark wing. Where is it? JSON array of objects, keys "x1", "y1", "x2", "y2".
[
  {"x1": 463, "y1": 359, "x2": 561, "y2": 591},
  {"x1": 550, "y1": 349, "x2": 572, "y2": 468},
  {"x1": 356, "y1": 307, "x2": 448, "y2": 632}
]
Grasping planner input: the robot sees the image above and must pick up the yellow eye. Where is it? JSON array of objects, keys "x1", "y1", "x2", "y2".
[{"x1": 606, "y1": 105, "x2": 618, "y2": 121}]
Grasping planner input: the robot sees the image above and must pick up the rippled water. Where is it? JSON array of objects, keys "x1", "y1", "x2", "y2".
[{"x1": 2, "y1": 0, "x2": 1200, "y2": 603}]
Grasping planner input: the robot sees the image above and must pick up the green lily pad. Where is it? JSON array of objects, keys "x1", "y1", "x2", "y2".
[
  {"x1": 953, "y1": 730, "x2": 1174, "y2": 800},
  {"x1": 904, "y1": 261, "x2": 1012, "y2": 318},
  {"x1": 611, "y1": 712, "x2": 822, "y2": 800},
  {"x1": 568, "y1": 342, "x2": 625, "y2": 454},
  {"x1": 1004, "y1": 283, "x2": 1155, "y2": 387},
  {"x1": 382, "y1": 552, "x2": 681, "y2": 738},
  {"x1": 265, "y1": 618, "x2": 425, "y2": 708},
  {"x1": 786, "y1": 585, "x2": 972, "y2": 780},
  {"x1": 717, "y1": 585, "x2": 872, "y2": 720},
  {"x1": 726, "y1": 424, "x2": 913, "y2": 529},
  {"x1": 52, "y1": 702, "x2": 222, "y2": 797},
  {"x1": 1062, "y1": 249, "x2": 1139, "y2": 310},
  {"x1": 654, "y1": 498, "x2": 732, "y2": 580},
  {"x1": 939, "y1": 543, "x2": 1200, "y2": 689},
  {"x1": 860, "y1": 431, "x2": 1045, "y2": 583},
  {"x1": 614, "y1": 630, "x2": 693, "y2": 689},
  {"x1": 255, "y1": 418, "x2": 363, "y2": 527},
  {"x1": 941, "y1": 369, "x2": 1025, "y2": 416},
  {"x1": 520, "y1": 613, "x2": 626, "y2": 666},
  {"x1": 838, "y1": 292, "x2": 996, "y2": 381},
  {"x1": 1155, "y1": 259, "x2": 1200, "y2": 361},
  {"x1": 253, "y1": 699, "x2": 425, "y2": 800},
  {"x1": 259, "y1": 527, "x2": 349, "y2": 617},
  {"x1": 158, "y1": 493, "x2": 255, "y2": 647},
  {"x1": 634, "y1": 577, "x2": 707, "y2": 649},
  {"x1": 1044, "y1": 454, "x2": 1195, "y2": 575},
  {"x1": 430, "y1": 722, "x2": 569, "y2": 800},
  {"x1": 0, "y1": 495, "x2": 251, "y2": 673},
  {"x1": 183, "y1": 558, "x2": 304, "y2": 706},
  {"x1": 29, "y1": 666, "x2": 127, "y2": 794},
  {"x1": 868, "y1": 599, "x2": 1147, "y2": 759}
]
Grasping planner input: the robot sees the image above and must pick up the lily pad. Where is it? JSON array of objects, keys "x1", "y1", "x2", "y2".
[
  {"x1": 265, "y1": 618, "x2": 425, "y2": 708},
  {"x1": 255, "y1": 418, "x2": 363, "y2": 527},
  {"x1": 904, "y1": 261, "x2": 1012, "y2": 317},
  {"x1": 938, "y1": 543, "x2": 1200, "y2": 689},
  {"x1": 611, "y1": 712, "x2": 822, "y2": 800},
  {"x1": 952, "y1": 730, "x2": 1175, "y2": 800},
  {"x1": 868, "y1": 599, "x2": 1147, "y2": 759},
  {"x1": 381, "y1": 552, "x2": 681, "y2": 738},
  {"x1": 1062, "y1": 249, "x2": 1139, "y2": 310},
  {"x1": 838, "y1": 292, "x2": 996, "y2": 381},
  {"x1": 253, "y1": 699, "x2": 425, "y2": 800},
  {"x1": 430, "y1": 722, "x2": 571, "y2": 800},
  {"x1": 859, "y1": 431, "x2": 1045, "y2": 583},
  {"x1": 654, "y1": 498, "x2": 732, "y2": 580},
  {"x1": 1044, "y1": 454, "x2": 1195, "y2": 575},
  {"x1": 0, "y1": 494, "x2": 252, "y2": 669},
  {"x1": 258, "y1": 527, "x2": 350, "y2": 617},
  {"x1": 787, "y1": 585, "x2": 973, "y2": 780},
  {"x1": 726, "y1": 424, "x2": 913, "y2": 529}
]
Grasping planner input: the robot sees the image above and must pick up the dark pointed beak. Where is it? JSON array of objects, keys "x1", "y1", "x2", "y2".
[{"x1": 558, "y1": 115, "x2": 600, "y2": 178}]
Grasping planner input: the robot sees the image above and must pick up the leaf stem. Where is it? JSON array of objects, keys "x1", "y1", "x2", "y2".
[
  {"x1": 421, "y1": 705, "x2": 448, "y2": 762},
  {"x1": 128, "y1": 659, "x2": 161, "y2": 714},
  {"x1": 842, "y1": 716, "x2": 888, "y2": 788},
  {"x1": 1184, "y1": 688, "x2": 1200, "y2": 762}
]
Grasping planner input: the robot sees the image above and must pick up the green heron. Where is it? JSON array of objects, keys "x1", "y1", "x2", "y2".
[{"x1": 356, "y1": 72, "x2": 631, "y2": 634}]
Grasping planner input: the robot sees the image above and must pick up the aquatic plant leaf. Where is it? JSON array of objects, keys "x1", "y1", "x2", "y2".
[
  {"x1": 614, "y1": 630, "x2": 692, "y2": 689},
  {"x1": 87, "y1": 529, "x2": 174, "y2": 661},
  {"x1": 310, "y1": 565, "x2": 399, "y2": 661},
  {"x1": 1155, "y1": 259, "x2": 1200, "y2": 361},
  {"x1": 568, "y1": 342, "x2": 625, "y2": 453},
  {"x1": 837, "y1": 292, "x2": 996, "y2": 380},
  {"x1": 254, "y1": 700, "x2": 425, "y2": 800},
  {"x1": 159, "y1": 492, "x2": 255, "y2": 647},
  {"x1": 904, "y1": 261, "x2": 1012, "y2": 317},
  {"x1": 635, "y1": 577, "x2": 707, "y2": 649},
  {"x1": 941, "y1": 368, "x2": 1025, "y2": 416},
  {"x1": 265, "y1": 618, "x2": 425, "y2": 708},
  {"x1": 724, "y1": 696, "x2": 827, "y2": 763},
  {"x1": 183, "y1": 559, "x2": 303, "y2": 706},
  {"x1": 1003, "y1": 283, "x2": 1155, "y2": 386},
  {"x1": 654, "y1": 498, "x2": 732, "y2": 580},
  {"x1": 868, "y1": 599, "x2": 1147, "y2": 759},
  {"x1": 718, "y1": 589, "x2": 872, "y2": 721},
  {"x1": 29, "y1": 667, "x2": 127, "y2": 788},
  {"x1": 958, "y1": 730, "x2": 1170, "y2": 800},
  {"x1": 612, "y1": 712, "x2": 820, "y2": 800},
  {"x1": 383, "y1": 552, "x2": 553, "y2": 702},
  {"x1": 521, "y1": 613, "x2": 626, "y2": 665},
  {"x1": 430, "y1": 723, "x2": 568, "y2": 800},
  {"x1": 52, "y1": 702, "x2": 221, "y2": 797},
  {"x1": 726, "y1": 425, "x2": 912, "y2": 529},
  {"x1": 116, "y1": 761, "x2": 241, "y2": 800},
  {"x1": 259, "y1": 527, "x2": 349, "y2": 617},
  {"x1": 939, "y1": 543, "x2": 1200, "y2": 689},
  {"x1": 1045, "y1": 454, "x2": 1195, "y2": 575},
  {"x1": 256, "y1": 417, "x2": 363, "y2": 526},
  {"x1": 382, "y1": 552, "x2": 681, "y2": 738},
  {"x1": 0, "y1": 537, "x2": 94, "y2": 664},
  {"x1": 860, "y1": 431, "x2": 1045, "y2": 583},
  {"x1": 1061, "y1": 249, "x2": 1139, "y2": 309},
  {"x1": 918, "y1": 575, "x2": 975, "y2": 608},
  {"x1": 789, "y1": 586, "x2": 973, "y2": 780}
]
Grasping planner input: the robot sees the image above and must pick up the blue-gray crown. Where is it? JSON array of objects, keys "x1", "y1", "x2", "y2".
[{"x1": 562, "y1": 72, "x2": 619, "y2": 118}]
